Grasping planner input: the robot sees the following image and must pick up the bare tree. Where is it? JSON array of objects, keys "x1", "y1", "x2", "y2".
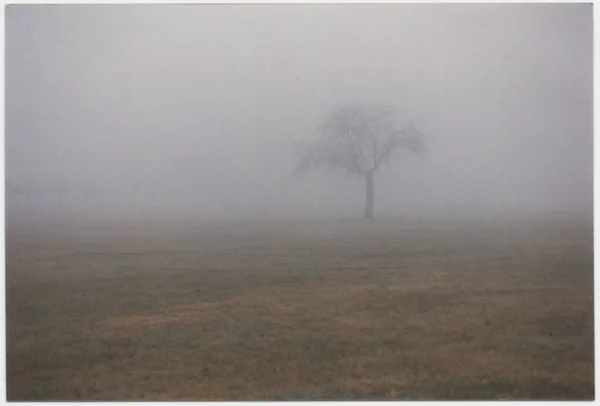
[{"x1": 296, "y1": 106, "x2": 426, "y2": 220}]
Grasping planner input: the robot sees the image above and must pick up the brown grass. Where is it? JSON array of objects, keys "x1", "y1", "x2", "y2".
[{"x1": 5, "y1": 215, "x2": 594, "y2": 400}]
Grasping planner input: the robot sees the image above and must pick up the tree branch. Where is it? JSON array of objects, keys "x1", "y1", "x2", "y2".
[{"x1": 296, "y1": 107, "x2": 427, "y2": 178}]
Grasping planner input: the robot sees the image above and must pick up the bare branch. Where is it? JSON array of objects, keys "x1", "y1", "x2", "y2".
[{"x1": 296, "y1": 106, "x2": 427, "y2": 177}]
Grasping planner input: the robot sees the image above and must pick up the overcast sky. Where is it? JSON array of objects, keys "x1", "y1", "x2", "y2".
[{"x1": 5, "y1": 4, "x2": 593, "y2": 219}]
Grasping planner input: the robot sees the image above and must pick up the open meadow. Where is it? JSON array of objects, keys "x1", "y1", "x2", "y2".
[{"x1": 5, "y1": 211, "x2": 594, "y2": 400}]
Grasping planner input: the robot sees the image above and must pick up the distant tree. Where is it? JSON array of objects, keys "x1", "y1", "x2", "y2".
[
  {"x1": 47, "y1": 182, "x2": 69, "y2": 211},
  {"x1": 6, "y1": 181, "x2": 31, "y2": 205},
  {"x1": 76, "y1": 178, "x2": 105, "y2": 204},
  {"x1": 296, "y1": 106, "x2": 426, "y2": 220}
]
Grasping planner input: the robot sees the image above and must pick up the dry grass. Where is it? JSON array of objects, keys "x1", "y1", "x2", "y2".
[{"x1": 5, "y1": 214, "x2": 594, "y2": 400}]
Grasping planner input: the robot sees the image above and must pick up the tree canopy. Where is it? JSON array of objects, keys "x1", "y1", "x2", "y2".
[{"x1": 296, "y1": 107, "x2": 426, "y2": 177}]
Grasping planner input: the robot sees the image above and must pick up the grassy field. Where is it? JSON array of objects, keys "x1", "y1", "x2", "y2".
[{"x1": 5, "y1": 211, "x2": 594, "y2": 400}]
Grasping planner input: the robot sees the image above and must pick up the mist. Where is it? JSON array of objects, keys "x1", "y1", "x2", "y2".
[{"x1": 6, "y1": 4, "x2": 593, "y2": 222}]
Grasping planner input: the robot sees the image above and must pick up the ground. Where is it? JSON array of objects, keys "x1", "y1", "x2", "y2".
[{"x1": 5, "y1": 211, "x2": 594, "y2": 400}]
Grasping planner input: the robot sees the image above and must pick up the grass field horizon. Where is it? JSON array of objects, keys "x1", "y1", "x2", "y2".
[{"x1": 5, "y1": 209, "x2": 594, "y2": 400}]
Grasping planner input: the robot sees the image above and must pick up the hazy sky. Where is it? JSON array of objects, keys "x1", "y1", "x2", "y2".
[{"x1": 5, "y1": 4, "x2": 593, "y2": 218}]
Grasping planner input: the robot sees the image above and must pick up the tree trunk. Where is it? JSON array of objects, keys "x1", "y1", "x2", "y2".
[{"x1": 364, "y1": 171, "x2": 375, "y2": 220}]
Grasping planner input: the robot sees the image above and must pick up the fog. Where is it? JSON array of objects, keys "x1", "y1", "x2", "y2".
[{"x1": 6, "y1": 4, "x2": 593, "y2": 222}]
